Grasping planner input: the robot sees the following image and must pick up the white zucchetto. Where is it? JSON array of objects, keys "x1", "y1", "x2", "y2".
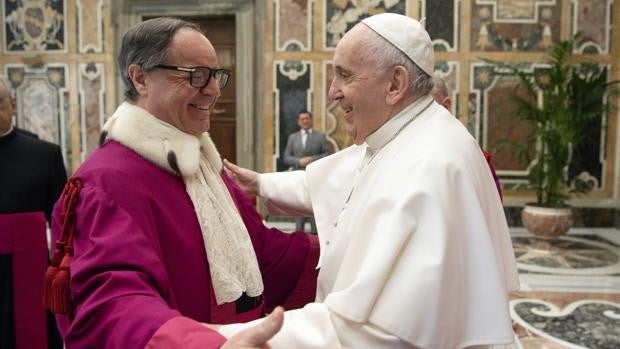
[{"x1": 362, "y1": 13, "x2": 435, "y2": 76}]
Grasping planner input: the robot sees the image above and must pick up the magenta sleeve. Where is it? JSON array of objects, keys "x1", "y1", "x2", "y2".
[
  {"x1": 52, "y1": 186, "x2": 181, "y2": 349},
  {"x1": 145, "y1": 316, "x2": 226, "y2": 349}
]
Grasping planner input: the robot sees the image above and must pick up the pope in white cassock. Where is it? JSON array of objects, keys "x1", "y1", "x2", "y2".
[{"x1": 219, "y1": 13, "x2": 519, "y2": 349}]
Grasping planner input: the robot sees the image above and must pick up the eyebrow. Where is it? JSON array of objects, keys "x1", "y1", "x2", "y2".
[{"x1": 334, "y1": 65, "x2": 350, "y2": 74}]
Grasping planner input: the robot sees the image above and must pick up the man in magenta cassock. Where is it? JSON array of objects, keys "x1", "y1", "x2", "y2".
[{"x1": 49, "y1": 17, "x2": 318, "y2": 348}]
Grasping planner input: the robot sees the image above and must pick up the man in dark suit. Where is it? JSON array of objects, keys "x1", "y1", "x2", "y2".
[
  {"x1": 0, "y1": 76, "x2": 66, "y2": 349},
  {"x1": 283, "y1": 111, "x2": 332, "y2": 232},
  {"x1": 283, "y1": 111, "x2": 331, "y2": 170}
]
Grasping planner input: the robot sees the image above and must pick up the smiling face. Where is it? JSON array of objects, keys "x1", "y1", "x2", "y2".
[
  {"x1": 134, "y1": 28, "x2": 221, "y2": 137},
  {"x1": 328, "y1": 25, "x2": 393, "y2": 145}
]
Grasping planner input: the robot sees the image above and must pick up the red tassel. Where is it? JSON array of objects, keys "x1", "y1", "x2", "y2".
[
  {"x1": 43, "y1": 177, "x2": 81, "y2": 314},
  {"x1": 43, "y1": 241, "x2": 65, "y2": 308},
  {"x1": 49, "y1": 246, "x2": 73, "y2": 314}
]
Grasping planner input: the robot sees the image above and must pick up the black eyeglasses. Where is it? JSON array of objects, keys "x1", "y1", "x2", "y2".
[{"x1": 154, "y1": 65, "x2": 231, "y2": 89}]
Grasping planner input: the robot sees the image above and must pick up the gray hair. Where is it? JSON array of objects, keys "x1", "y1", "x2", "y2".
[
  {"x1": 0, "y1": 76, "x2": 14, "y2": 97},
  {"x1": 361, "y1": 25, "x2": 434, "y2": 99},
  {"x1": 117, "y1": 17, "x2": 202, "y2": 101},
  {"x1": 431, "y1": 73, "x2": 449, "y2": 98}
]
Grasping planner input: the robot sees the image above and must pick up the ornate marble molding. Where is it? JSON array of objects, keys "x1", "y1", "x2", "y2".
[
  {"x1": 4, "y1": 0, "x2": 67, "y2": 53},
  {"x1": 77, "y1": 0, "x2": 104, "y2": 53},
  {"x1": 274, "y1": 0, "x2": 312, "y2": 52}
]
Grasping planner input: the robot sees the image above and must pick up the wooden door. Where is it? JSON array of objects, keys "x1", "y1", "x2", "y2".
[
  {"x1": 189, "y1": 16, "x2": 237, "y2": 163},
  {"x1": 193, "y1": 16, "x2": 237, "y2": 163}
]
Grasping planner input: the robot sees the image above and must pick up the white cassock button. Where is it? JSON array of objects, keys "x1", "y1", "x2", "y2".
[
  {"x1": 333, "y1": 221, "x2": 338, "y2": 227},
  {"x1": 325, "y1": 240, "x2": 330, "y2": 246}
]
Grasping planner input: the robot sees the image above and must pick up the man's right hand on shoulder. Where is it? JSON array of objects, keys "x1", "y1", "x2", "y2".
[{"x1": 223, "y1": 159, "x2": 260, "y2": 197}]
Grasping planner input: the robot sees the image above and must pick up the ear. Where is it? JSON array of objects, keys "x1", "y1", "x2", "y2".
[
  {"x1": 442, "y1": 96, "x2": 452, "y2": 111},
  {"x1": 385, "y1": 66, "x2": 409, "y2": 106},
  {"x1": 127, "y1": 64, "x2": 148, "y2": 96}
]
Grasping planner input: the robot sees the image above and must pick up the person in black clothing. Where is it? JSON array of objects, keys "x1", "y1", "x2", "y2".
[{"x1": 0, "y1": 76, "x2": 66, "y2": 349}]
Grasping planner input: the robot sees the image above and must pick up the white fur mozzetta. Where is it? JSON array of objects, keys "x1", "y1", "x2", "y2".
[{"x1": 102, "y1": 102, "x2": 264, "y2": 305}]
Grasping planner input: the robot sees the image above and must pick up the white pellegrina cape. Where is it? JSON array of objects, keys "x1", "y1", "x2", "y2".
[{"x1": 220, "y1": 96, "x2": 519, "y2": 349}]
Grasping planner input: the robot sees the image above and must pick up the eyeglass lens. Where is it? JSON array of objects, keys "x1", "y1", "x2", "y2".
[{"x1": 190, "y1": 68, "x2": 229, "y2": 89}]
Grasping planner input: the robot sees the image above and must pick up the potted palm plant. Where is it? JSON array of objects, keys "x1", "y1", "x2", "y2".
[{"x1": 490, "y1": 34, "x2": 618, "y2": 240}]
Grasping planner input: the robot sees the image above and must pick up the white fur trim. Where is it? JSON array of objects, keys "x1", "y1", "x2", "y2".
[
  {"x1": 102, "y1": 102, "x2": 263, "y2": 304},
  {"x1": 103, "y1": 102, "x2": 204, "y2": 177}
]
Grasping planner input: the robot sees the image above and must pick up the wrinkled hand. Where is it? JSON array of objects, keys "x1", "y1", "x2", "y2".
[
  {"x1": 221, "y1": 307, "x2": 284, "y2": 349},
  {"x1": 223, "y1": 159, "x2": 260, "y2": 197},
  {"x1": 299, "y1": 156, "x2": 314, "y2": 168}
]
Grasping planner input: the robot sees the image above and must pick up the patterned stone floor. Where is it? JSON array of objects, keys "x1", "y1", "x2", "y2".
[{"x1": 509, "y1": 228, "x2": 620, "y2": 349}]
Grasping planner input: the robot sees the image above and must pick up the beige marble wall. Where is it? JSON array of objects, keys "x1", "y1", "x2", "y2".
[
  {"x1": 1, "y1": 0, "x2": 115, "y2": 172},
  {"x1": 265, "y1": 0, "x2": 620, "y2": 208},
  {"x1": 2, "y1": 0, "x2": 619, "y2": 206}
]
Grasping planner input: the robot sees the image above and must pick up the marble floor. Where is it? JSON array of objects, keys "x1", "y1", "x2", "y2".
[
  {"x1": 267, "y1": 221, "x2": 620, "y2": 349},
  {"x1": 509, "y1": 227, "x2": 620, "y2": 349}
]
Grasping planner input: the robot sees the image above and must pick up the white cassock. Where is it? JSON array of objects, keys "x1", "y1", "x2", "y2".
[{"x1": 219, "y1": 95, "x2": 519, "y2": 349}]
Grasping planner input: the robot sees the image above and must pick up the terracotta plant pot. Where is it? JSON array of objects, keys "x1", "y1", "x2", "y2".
[{"x1": 521, "y1": 205, "x2": 574, "y2": 240}]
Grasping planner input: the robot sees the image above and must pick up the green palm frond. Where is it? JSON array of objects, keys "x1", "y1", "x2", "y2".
[{"x1": 486, "y1": 33, "x2": 619, "y2": 207}]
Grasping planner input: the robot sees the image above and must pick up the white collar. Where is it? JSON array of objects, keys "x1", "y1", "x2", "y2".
[
  {"x1": 0, "y1": 125, "x2": 14, "y2": 138},
  {"x1": 364, "y1": 95, "x2": 433, "y2": 153},
  {"x1": 101, "y1": 101, "x2": 263, "y2": 304},
  {"x1": 102, "y1": 102, "x2": 222, "y2": 177}
]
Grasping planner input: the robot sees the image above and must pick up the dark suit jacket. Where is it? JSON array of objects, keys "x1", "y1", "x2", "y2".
[
  {"x1": 0, "y1": 128, "x2": 67, "y2": 220},
  {"x1": 0, "y1": 127, "x2": 67, "y2": 349},
  {"x1": 283, "y1": 129, "x2": 331, "y2": 170}
]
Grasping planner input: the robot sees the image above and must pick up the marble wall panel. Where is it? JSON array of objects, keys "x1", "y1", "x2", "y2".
[
  {"x1": 472, "y1": 0, "x2": 560, "y2": 52},
  {"x1": 274, "y1": 60, "x2": 312, "y2": 171},
  {"x1": 471, "y1": 62, "x2": 606, "y2": 191},
  {"x1": 324, "y1": 0, "x2": 406, "y2": 49},
  {"x1": 7, "y1": 64, "x2": 66, "y2": 143},
  {"x1": 77, "y1": 0, "x2": 104, "y2": 53},
  {"x1": 4, "y1": 0, "x2": 66, "y2": 52},
  {"x1": 423, "y1": 0, "x2": 458, "y2": 51},
  {"x1": 5, "y1": 64, "x2": 70, "y2": 169},
  {"x1": 470, "y1": 63, "x2": 535, "y2": 189},
  {"x1": 573, "y1": 0, "x2": 612, "y2": 54},
  {"x1": 78, "y1": 62, "x2": 105, "y2": 157},
  {"x1": 275, "y1": 0, "x2": 311, "y2": 51}
]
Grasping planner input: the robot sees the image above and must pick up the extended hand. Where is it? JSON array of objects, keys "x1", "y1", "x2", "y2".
[
  {"x1": 221, "y1": 307, "x2": 284, "y2": 349},
  {"x1": 223, "y1": 159, "x2": 260, "y2": 197}
]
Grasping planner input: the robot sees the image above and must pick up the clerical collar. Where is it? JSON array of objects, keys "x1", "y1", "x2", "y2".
[
  {"x1": 364, "y1": 94, "x2": 433, "y2": 153},
  {"x1": 0, "y1": 125, "x2": 14, "y2": 138}
]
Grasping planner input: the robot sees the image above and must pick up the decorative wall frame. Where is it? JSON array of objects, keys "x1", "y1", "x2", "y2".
[
  {"x1": 273, "y1": 60, "x2": 313, "y2": 171},
  {"x1": 3, "y1": 0, "x2": 67, "y2": 53}
]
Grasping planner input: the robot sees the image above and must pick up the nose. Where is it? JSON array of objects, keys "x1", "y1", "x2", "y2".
[
  {"x1": 200, "y1": 76, "x2": 221, "y2": 97},
  {"x1": 328, "y1": 80, "x2": 342, "y2": 102}
]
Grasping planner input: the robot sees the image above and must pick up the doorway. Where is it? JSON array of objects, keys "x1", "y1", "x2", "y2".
[{"x1": 189, "y1": 16, "x2": 237, "y2": 163}]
